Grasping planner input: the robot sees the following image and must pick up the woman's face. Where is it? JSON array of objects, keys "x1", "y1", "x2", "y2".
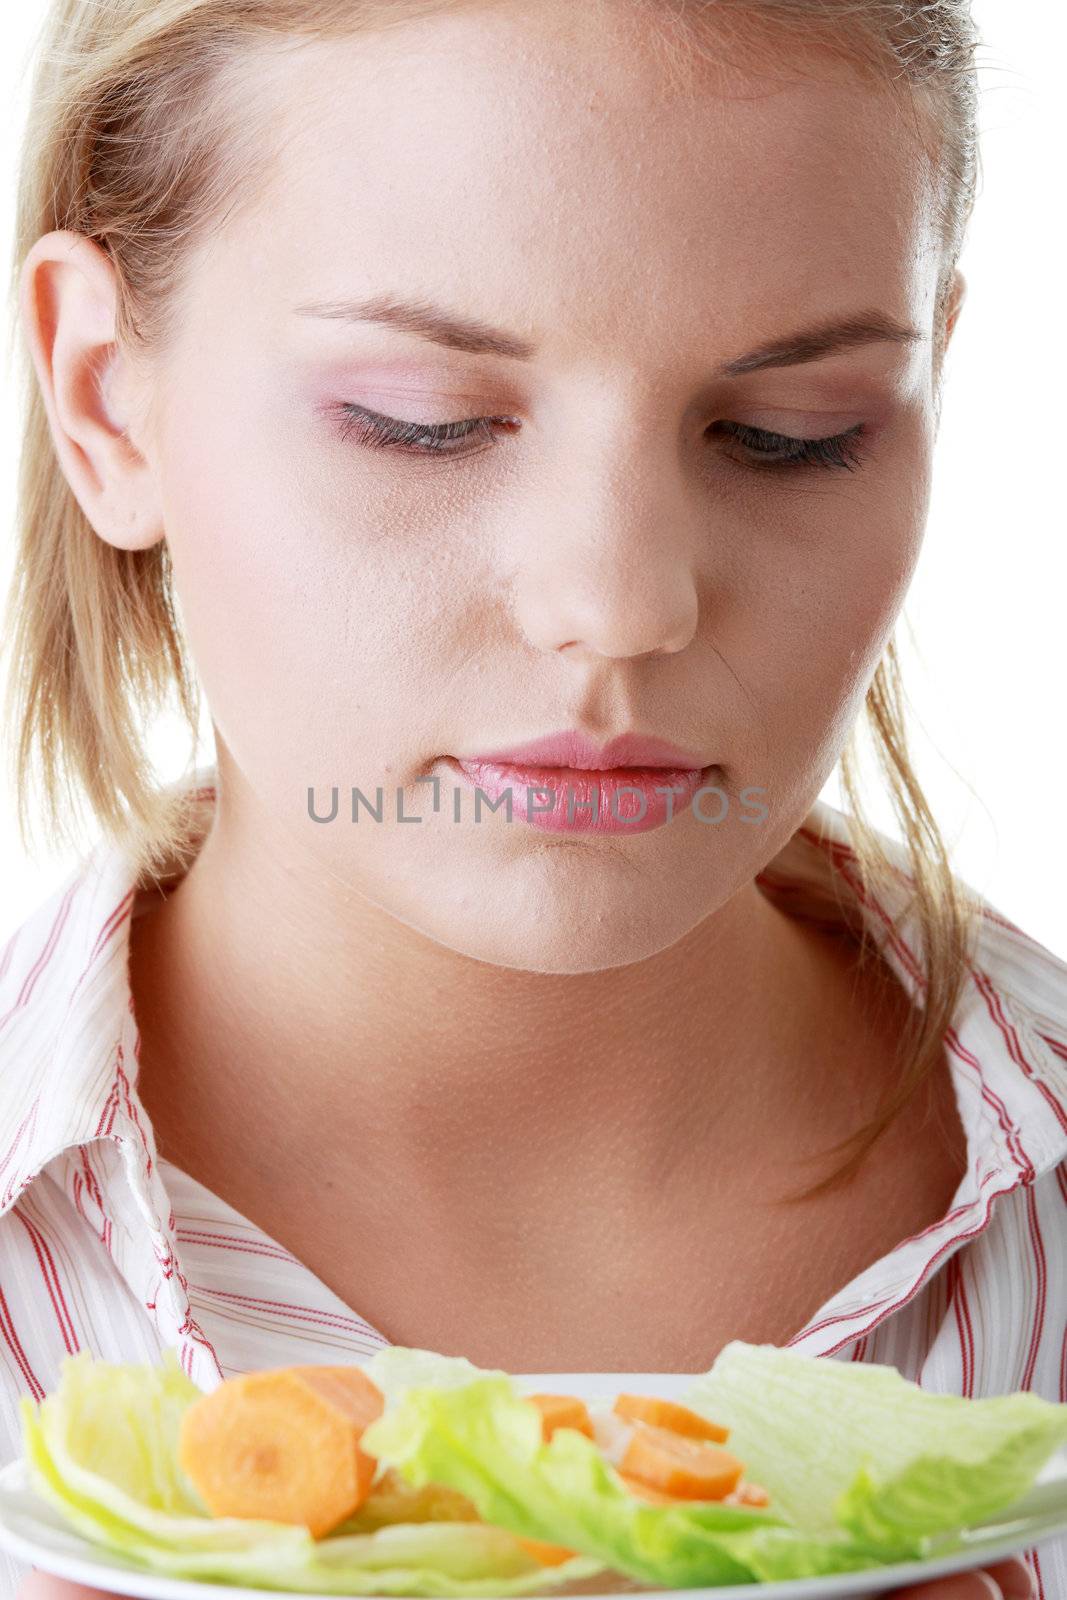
[{"x1": 117, "y1": 1, "x2": 952, "y2": 972}]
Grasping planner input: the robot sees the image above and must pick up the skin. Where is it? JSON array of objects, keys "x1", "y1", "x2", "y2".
[{"x1": 17, "y1": 3, "x2": 1032, "y2": 1596}]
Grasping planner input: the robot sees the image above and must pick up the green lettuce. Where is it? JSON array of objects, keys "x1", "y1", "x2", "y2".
[
  {"x1": 682, "y1": 1342, "x2": 1067, "y2": 1564},
  {"x1": 17, "y1": 1349, "x2": 607, "y2": 1594},
  {"x1": 358, "y1": 1341, "x2": 1067, "y2": 1586}
]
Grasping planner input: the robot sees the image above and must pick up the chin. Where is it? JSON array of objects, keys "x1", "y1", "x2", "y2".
[{"x1": 401, "y1": 868, "x2": 720, "y2": 974}]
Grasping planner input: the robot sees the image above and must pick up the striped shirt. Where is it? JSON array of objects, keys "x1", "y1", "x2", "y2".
[{"x1": 2, "y1": 763, "x2": 1067, "y2": 1598}]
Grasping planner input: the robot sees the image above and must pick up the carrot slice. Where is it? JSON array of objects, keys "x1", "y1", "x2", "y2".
[
  {"x1": 178, "y1": 1364, "x2": 385, "y2": 1537},
  {"x1": 612, "y1": 1394, "x2": 729, "y2": 1443},
  {"x1": 619, "y1": 1422, "x2": 744, "y2": 1501},
  {"x1": 622, "y1": 1469, "x2": 771, "y2": 1509},
  {"x1": 617, "y1": 1470, "x2": 682, "y2": 1504},
  {"x1": 513, "y1": 1534, "x2": 581, "y2": 1565},
  {"x1": 527, "y1": 1393, "x2": 595, "y2": 1441}
]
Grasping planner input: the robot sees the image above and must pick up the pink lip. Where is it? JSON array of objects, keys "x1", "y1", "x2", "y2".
[
  {"x1": 440, "y1": 730, "x2": 718, "y2": 835},
  {"x1": 460, "y1": 730, "x2": 710, "y2": 771}
]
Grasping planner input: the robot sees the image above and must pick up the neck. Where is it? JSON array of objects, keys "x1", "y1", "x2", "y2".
[{"x1": 128, "y1": 767, "x2": 905, "y2": 1224}]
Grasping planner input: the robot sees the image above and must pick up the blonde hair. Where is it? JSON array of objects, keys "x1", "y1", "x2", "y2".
[{"x1": 2, "y1": 0, "x2": 985, "y2": 1197}]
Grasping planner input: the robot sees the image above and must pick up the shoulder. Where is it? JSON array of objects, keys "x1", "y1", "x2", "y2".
[
  {"x1": 967, "y1": 894, "x2": 1067, "y2": 1122},
  {"x1": 0, "y1": 855, "x2": 170, "y2": 1433},
  {"x1": 974, "y1": 903, "x2": 1067, "y2": 1031},
  {"x1": 0, "y1": 861, "x2": 87, "y2": 1115},
  {"x1": 0, "y1": 851, "x2": 103, "y2": 1084},
  {"x1": 0, "y1": 840, "x2": 140, "y2": 1215}
]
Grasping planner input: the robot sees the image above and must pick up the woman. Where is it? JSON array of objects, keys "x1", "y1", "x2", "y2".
[{"x1": 1, "y1": 1, "x2": 1063, "y2": 1597}]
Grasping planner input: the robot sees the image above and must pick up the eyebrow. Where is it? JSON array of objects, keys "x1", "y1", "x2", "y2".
[
  {"x1": 293, "y1": 293, "x2": 925, "y2": 372},
  {"x1": 719, "y1": 310, "x2": 926, "y2": 374},
  {"x1": 292, "y1": 292, "x2": 537, "y2": 360}
]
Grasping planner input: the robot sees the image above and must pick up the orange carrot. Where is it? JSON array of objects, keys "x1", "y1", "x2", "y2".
[
  {"x1": 513, "y1": 1534, "x2": 581, "y2": 1565},
  {"x1": 527, "y1": 1392, "x2": 595, "y2": 1441},
  {"x1": 621, "y1": 1467, "x2": 771, "y2": 1509},
  {"x1": 178, "y1": 1364, "x2": 385, "y2": 1537},
  {"x1": 612, "y1": 1393, "x2": 730, "y2": 1443},
  {"x1": 617, "y1": 1470, "x2": 682, "y2": 1504},
  {"x1": 619, "y1": 1422, "x2": 744, "y2": 1501}
]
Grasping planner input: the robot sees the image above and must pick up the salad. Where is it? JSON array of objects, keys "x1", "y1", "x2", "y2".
[{"x1": 13, "y1": 1339, "x2": 1067, "y2": 1594}]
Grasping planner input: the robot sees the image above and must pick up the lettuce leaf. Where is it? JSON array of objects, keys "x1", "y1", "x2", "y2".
[
  {"x1": 358, "y1": 1342, "x2": 1067, "y2": 1586},
  {"x1": 17, "y1": 1350, "x2": 607, "y2": 1594},
  {"x1": 682, "y1": 1341, "x2": 1067, "y2": 1552}
]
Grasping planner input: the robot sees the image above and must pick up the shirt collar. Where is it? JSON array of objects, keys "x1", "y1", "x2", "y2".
[{"x1": 3, "y1": 765, "x2": 1067, "y2": 1373}]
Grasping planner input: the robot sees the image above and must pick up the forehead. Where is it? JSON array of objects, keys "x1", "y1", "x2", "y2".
[{"x1": 197, "y1": 2, "x2": 942, "y2": 362}]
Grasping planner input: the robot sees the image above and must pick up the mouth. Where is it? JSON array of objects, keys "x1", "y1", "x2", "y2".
[
  {"x1": 457, "y1": 730, "x2": 711, "y2": 772},
  {"x1": 435, "y1": 756, "x2": 720, "y2": 836}
]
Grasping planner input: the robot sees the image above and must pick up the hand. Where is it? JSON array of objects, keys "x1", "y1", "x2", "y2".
[
  {"x1": 18, "y1": 1577, "x2": 125, "y2": 1600},
  {"x1": 889, "y1": 1556, "x2": 1036, "y2": 1599}
]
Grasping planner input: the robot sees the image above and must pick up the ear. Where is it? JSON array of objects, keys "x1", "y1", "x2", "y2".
[
  {"x1": 941, "y1": 267, "x2": 966, "y2": 348},
  {"x1": 18, "y1": 230, "x2": 165, "y2": 552}
]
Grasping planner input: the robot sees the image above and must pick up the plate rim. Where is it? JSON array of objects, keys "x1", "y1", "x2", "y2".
[{"x1": 1, "y1": 1491, "x2": 1065, "y2": 1600}]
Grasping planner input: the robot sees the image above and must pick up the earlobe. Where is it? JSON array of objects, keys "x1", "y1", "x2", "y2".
[{"x1": 18, "y1": 229, "x2": 165, "y2": 552}]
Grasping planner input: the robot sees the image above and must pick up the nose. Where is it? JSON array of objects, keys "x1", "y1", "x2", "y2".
[{"x1": 509, "y1": 443, "x2": 701, "y2": 662}]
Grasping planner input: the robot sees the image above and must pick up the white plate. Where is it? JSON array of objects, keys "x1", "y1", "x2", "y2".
[{"x1": 2, "y1": 1371, "x2": 1067, "y2": 1600}]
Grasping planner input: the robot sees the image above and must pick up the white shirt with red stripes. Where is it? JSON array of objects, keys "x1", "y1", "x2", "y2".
[{"x1": 2, "y1": 764, "x2": 1066, "y2": 1598}]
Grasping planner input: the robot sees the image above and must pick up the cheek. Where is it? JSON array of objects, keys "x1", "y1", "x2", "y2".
[
  {"x1": 153, "y1": 413, "x2": 451, "y2": 771},
  {"x1": 732, "y1": 441, "x2": 932, "y2": 766},
  {"x1": 828, "y1": 437, "x2": 933, "y2": 676}
]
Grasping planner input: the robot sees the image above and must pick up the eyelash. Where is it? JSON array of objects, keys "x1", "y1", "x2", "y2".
[
  {"x1": 334, "y1": 402, "x2": 867, "y2": 473},
  {"x1": 711, "y1": 421, "x2": 865, "y2": 472}
]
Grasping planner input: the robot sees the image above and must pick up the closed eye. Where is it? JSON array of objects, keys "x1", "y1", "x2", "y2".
[
  {"x1": 333, "y1": 402, "x2": 867, "y2": 472},
  {"x1": 335, "y1": 403, "x2": 519, "y2": 456},
  {"x1": 711, "y1": 420, "x2": 866, "y2": 472}
]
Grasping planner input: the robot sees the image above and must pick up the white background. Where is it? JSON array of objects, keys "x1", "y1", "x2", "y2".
[{"x1": 1, "y1": 0, "x2": 1065, "y2": 954}]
